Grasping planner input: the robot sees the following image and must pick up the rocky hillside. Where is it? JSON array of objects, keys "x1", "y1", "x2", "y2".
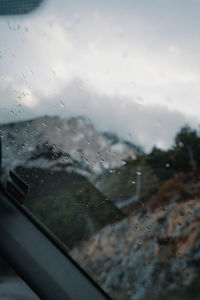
[
  {"x1": 71, "y1": 169, "x2": 200, "y2": 300},
  {"x1": 0, "y1": 115, "x2": 137, "y2": 180}
]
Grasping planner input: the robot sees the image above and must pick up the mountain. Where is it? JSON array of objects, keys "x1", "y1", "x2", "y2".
[
  {"x1": 0, "y1": 115, "x2": 137, "y2": 180},
  {"x1": 0, "y1": 115, "x2": 129, "y2": 248}
]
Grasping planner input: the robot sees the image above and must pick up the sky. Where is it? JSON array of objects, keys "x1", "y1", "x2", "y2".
[{"x1": 0, "y1": 0, "x2": 200, "y2": 151}]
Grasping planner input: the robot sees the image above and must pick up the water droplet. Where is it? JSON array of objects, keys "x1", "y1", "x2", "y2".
[
  {"x1": 178, "y1": 142, "x2": 184, "y2": 148},
  {"x1": 85, "y1": 158, "x2": 89, "y2": 164},
  {"x1": 96, "y1": 151, "x2": 100, "y2": 157},
  {"x1": 165, "y1": 163, "x2": 170, "y2": 168},
  {"x1": 112, "y1": 152, "x2": 116, "y2": 157},
  {"x1": 17, "y1": 103, "x2": 23, "y2": 109},
  {"x1": 131, "y1": 180, "x2": 136, "y2": 184},
  {"x1": 59, "y1": 101, "x2": 65, "y2": 108},
  {"x1": 41, "y1": 122, "x2": 47, "y2": 128},
  {"x1": 136, "y1": 239, "x2": 143, "y2": 247},
  {"x1": 136, "y1": 170, "x2": 142, "y2": 176},
  {"x1": 122, "y1": 160, "x2": 127, "y2": 166}
]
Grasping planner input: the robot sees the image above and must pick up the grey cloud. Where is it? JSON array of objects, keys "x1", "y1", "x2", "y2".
[{"x1": 1, "y1": 78, "x2": 198, "y2": 152}]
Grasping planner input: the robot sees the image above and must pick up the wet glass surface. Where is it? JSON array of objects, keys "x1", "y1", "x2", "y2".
[{"x1": 0, "y1": 1, "x2": 200, "y2": 299}]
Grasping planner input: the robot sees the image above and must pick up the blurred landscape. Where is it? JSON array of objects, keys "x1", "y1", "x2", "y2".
[
  {"x1": 1, "y1": 1, "x2": 200, "y2": 299},
  {"x1": 0, "y1": 116, "x2": 200, "y2": 299}
]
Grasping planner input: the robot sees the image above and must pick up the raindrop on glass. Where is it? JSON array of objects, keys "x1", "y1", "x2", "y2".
[
  {"x1": 41, "y1": 122, "x2": 47, "y2": 128},
  {"x1": 59, "y1": 101, "x2": 65, "y2": 108},
  {"x1": 122, "y1": 160, "x2": 127, "y2": 166},
  {"x1": 178, "y1": 142, "x2": 184, "y2": 148}
]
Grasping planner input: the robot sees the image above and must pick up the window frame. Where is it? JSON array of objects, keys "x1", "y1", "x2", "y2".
[{"x1": 0, "y1": 183, "x2": 110, "y2": 300}]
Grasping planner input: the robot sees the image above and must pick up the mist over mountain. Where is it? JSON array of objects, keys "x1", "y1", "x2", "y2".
[
  {"x1": 1, "y1": 77, "x2": 199, "y2": 153},
  {"x1": 0, "y1": 115, "x2": 138, "y2": 180}
]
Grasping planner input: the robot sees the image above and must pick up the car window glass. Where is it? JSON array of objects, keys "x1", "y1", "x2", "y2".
[{"x1": 1, "y1": 1, "x2": 200, "y2": 299}]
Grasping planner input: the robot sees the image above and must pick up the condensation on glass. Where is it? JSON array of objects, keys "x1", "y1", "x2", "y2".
[{"x1": 0, "y1": 1, "x2": 200, "y2": 300}]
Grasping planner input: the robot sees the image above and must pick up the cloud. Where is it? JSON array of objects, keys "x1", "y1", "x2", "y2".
[
  {"x1": 2, "y1": 6, "x2": 200, "y2": 102},
  {"x1": 1, "y1": 78, "x2": 198, "y2": 152},
  {"x1": 1, "y1": 1, "x2": 200, "y2": 152}
]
